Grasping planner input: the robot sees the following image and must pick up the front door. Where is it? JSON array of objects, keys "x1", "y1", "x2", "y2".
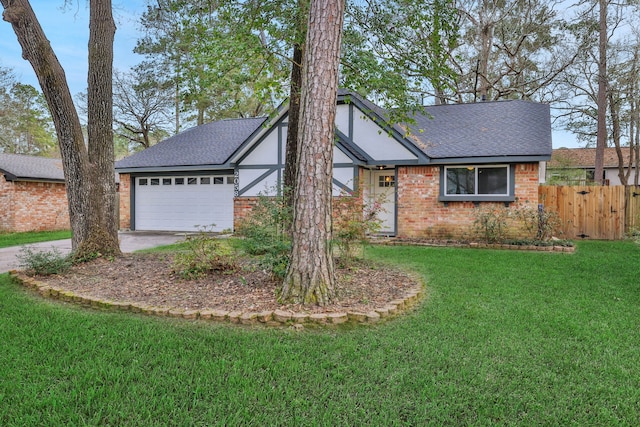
[{"x1": 371, "y1": 170, "x2": 396, "y2": 234}]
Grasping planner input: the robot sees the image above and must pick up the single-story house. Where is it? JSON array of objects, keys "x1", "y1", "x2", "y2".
[
  {"x1": 0, "y1": 153, "x2": 70, "y2": 232},
  {"x1": 115, "y1": 90, "x2": 552, "y2": 239},
  {"x1": 542, "y1": 147, "x2": 639, "y2": 186}
]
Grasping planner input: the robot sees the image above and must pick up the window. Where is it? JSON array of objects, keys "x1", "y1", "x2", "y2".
[
  {"x1": 213, "y1": 177, "x2": 224, "y2": 185},
  {"x1": 440, "y1": 165, "x2": 514, "y2": 202},
  {"x1": 150, "y1": 178, "x2": 160, "y2": 186},
  {"x1": 162, "y1": 178, "x2": 172, "y2": 185},
  {"x1": 175, "y1": 178, "x2": 184, "y2": 185},
  {"x1": 187, "y1": 177, "x2": 197, "y2": 185},
  {"x1": 139, "y1": 178, "x2": 148, "y2": 186},
  {"x1": 227, "y1": 176, "x2": 234, "y2": 184},
  {"x1": 378, "y1": 175, "x2": 395, "y2": 187},
  {"x1": 200, "y1": 177, "x2": 211, "y2": 184}
]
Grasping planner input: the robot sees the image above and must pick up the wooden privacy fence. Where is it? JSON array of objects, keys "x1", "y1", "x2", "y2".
[{"x1": 539, "y1": 185, "x2": 640, "y2": 240}]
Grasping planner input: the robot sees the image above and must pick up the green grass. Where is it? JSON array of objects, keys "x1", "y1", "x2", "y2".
[
  {"x1": 1, "y1": 240, "x2": 640, "y2": 425},
  {"x1": 0, "y1": 230, "x2": 71, "y2": 248}
]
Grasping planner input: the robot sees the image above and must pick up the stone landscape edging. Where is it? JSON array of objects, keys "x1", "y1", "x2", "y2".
[
  {"x1": 374, "y1": 238, "x2": 575, "y2": 253},
  {"x1": 8, "y1": 271, "x2": 424, "y2": 328}
]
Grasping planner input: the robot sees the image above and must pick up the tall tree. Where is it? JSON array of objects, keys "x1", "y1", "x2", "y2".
[
  {"x1": 1, "y1": 0, "x2": 120, "y2": 257},
  {"x1": 135, "y1": 0, "x2": 286, "y2": 132},
  {"x1": 438, "y1": 0, "x2": 579, "y2": 103},
  {"x1": 556, "y1": 0, "x2": 634, "y2": 157},
  {"x1": 112, "y1": 68, "x2": 173, "y2": 152},
  {"x1": 0, "y1": 81, "x2": 56, "y2": 155},
  {"x1": 280, "y1": 0, "x2": 345, "y2": 305},
  {"x1": 594, "y1": 0, "x2": 608, "y2": 184},
  {"x1": 283, "y1": 0, "x2": 308, "y2": 213},
  {"x1": 343, "y1": 0, "x2": 458, "y2": 108}
]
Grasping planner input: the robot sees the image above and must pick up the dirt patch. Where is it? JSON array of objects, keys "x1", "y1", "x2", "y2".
[{"x1": 39, "y1": 253, "x2": 421, "y2": 314}]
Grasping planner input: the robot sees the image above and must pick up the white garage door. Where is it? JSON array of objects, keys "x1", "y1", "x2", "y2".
[{"x1": 134, "y1": 175, "x2": 235, "y2": 232}]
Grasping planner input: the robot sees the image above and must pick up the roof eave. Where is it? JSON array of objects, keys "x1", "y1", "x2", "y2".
[
  {"x1": 2, "y1": 170, "x2": 64, "y2": 183},
  {"x1": 115, "y1": 164, "x2": 234, "y2": 174},
  {"x1": 429, "y1": 154, "x2": 551, "y2": 165}
]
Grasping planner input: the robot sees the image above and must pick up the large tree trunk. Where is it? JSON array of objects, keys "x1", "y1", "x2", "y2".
[
  {"x1": 82, "y1": 0, "x2": 120, "y2": 257},
  {"x1": 280, "y1": 0, "x2": 344, "y2": 305},
  {"x1": 594, "y1": 0, "x2": 607, "y2": 185},
  {"x1": 2, "y1": 0, "x2": 121, "y2": 257},
  {"x1": 284, "y1": 0, "x2": 308, "y2": 219},
  {"x1": 283, "y1": 43, "x2": 303, "y2": 214}
]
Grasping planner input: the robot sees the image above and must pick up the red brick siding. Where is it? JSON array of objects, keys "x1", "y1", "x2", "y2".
[
  {"x1": 396, "y1": 163, "x2": 540, "y2": 239},
  {"x1": 118, "y1": 173, "x2": 131, "y2": 229},
  {"x1": 233, "y1": 195, "x2": 360, "y2": 232},
  {"x1": 0, "y1": 175, "x2": 13, "y2": 230},
  {"x1": 0, "y1": 174, "x2": 70, "y2": 232},
  {"x1": 233, "y1": 197, "x2": 260, "y2": 230}
]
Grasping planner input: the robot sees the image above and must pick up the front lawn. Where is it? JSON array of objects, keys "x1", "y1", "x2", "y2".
[
  {"x1": 0, "y1": 230, "x2": 71, "y2": 249},
  {"x1": 1, "y1": 240, "x2": 639, "y2": 425}
]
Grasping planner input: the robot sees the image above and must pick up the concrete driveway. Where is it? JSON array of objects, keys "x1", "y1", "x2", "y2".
[{"x1": 0, "y1": 231, "x2": 186, "y2": 273}]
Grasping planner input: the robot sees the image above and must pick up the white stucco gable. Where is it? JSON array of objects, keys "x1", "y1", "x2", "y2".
[{"x1": 335, "y1": 104, "x2": 418, "y2": 162}]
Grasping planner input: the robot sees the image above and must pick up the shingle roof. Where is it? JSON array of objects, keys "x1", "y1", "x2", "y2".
[
  {"x1": 116, "y1": 94, "x2": 551, "y2": 171},
  {"x1": 338, "y1": 90, "x2": 552, "y2": 161},
  {"x1": 405, "y1": 100, "x2": 552, "y2": 159},
  {"x1": 548, "y1": 147, "x2": 635, "y2": 168},
  {"x1": 0, "y1": 153, "x2": 65, "y2": 182},
  {"x1": 115, "y1": 117, "x2": 268, "y2": 170}
]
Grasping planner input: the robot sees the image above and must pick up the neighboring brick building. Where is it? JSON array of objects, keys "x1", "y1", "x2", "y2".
[
  {"x1": 117, "y1": 90, "x2": 552, "y2": 240},
  {"x1": 0, "y1": 153, "x2": 70, "y2": 232}
]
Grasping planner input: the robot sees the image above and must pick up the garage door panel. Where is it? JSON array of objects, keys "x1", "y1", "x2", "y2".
[{"x1": 134, "y1": 176, "x2": 234, "y2": 232}]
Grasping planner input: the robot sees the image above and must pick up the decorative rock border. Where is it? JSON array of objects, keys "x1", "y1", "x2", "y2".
[
  {"x1": 8, "y1": 271, "x2": 424, "y2": 328},
  {"x1": 374, "y1": 238, "x2": 575, "y2": 253}
]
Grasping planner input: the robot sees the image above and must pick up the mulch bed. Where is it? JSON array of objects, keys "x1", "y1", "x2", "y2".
[{"x1": 37, "y1": 253, "x2": 421, "y2": 315}]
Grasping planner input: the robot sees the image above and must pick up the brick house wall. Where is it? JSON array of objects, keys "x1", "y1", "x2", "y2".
[
  {"x1": 118, "y1": 173, "x2": 131, "y2": 230},
  {"x1": 396, "y1": 163, "x2": 540, "y2": 239},
  {"x1": 233, "y1": 163, "x2": 540, "y2": 240},
  {"x1": 0, "y1": 175, "x2": 13, "y2": 230},
  {"x1": 0, "y1": 174, "x2": 70, "y2": 232},
  {"x1": 233, "y1": 197, "x2": 260, "y2": 230}
]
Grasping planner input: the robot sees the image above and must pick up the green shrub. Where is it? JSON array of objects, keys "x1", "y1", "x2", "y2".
[
  {"x1": 171, "y1": 226, "x2": 236, "y2": 280},
  {"x1": 235, "y1": 192, "x2": 291, "y2": 279},
  {"x1": 511, "y1": 203, "x2": 562, "y2": 241},
  {"x1": 472, "y1": 203, "x2": 566, "y2": 245},
  {"x1": 472, "y1": 205, "x2": 510, "y2": 243},
  {"x1": 17, "y1": 246, "x2": 72, "y2": 276},
  {"x1": 333, "y1": 187, "x2": 384, "y2": 261}
]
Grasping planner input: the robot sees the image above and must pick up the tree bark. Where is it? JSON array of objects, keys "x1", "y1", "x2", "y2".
[
  {"x1": 82, "y1": 0, "x2": 120, "y2": 257},
  {"x1": 280, "y1": 0, "x2": 344, "y2": 305},
  {"x1": 2, "y1": 0, "x2": 121, "y2": 257},
  {"x1": 284, "y1": 0, "x2": 308, "y2": 221},
  {"x1": 595, "y1": 0, "x2": 607, "y2": 185},
  {"x1": 283, "y1": 43, "x2": 303, "y2": 215}
]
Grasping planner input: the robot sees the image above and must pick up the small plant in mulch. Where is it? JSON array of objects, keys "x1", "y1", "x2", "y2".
[
  {"x1": 333, "y1": 186, "x2": 385, "y2": 262},
  {"x1": 234, "y1": 191, "x2": 291, "y2": 279},
  {"x1": 171, "y1": 226, "x2": 237, "y2": 280},
  {"x1": 17, "y1": 246, "x2": 72, "y2": 276}
]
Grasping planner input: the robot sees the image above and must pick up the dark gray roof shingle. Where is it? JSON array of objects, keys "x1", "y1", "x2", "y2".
[
  {"x1": 0, "y1": 153, "x2": 65, "y2": 182},
  {"x1": 338, "y1": 90, "x2": 551, "y2": 161},
  {"x1": 405, "y1": 100, "x2": 552, "y2": 159},
  {"x1": 115, "y1": 117, "x2": 268, "y2": 170},
  {"x1": 116, "y1": 94, "x2": 551, "y2": 171}
]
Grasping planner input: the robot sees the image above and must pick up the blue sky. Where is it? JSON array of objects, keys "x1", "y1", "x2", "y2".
[
  {"x1": 0, "y1": 1, "x2": 144, "y2": 96},
  {"x1": 0, "y1": 1, "x2": 580, "y2": 148}
]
